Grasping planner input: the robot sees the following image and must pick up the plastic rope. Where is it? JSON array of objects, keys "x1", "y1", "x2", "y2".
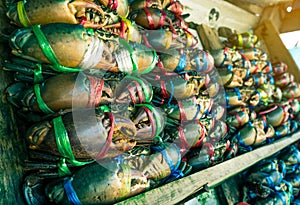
[
  {"x1": 32, "y1": 25, "x2": 81, "y2": 72},
  {"x1": 125, "y1": 75, "x2": 152, "y2": 102},
  {"x1": 78, "y1": 35, "x2": 104, "y2": 69},
  {"x1": 34, "y1": 84, "x2": 54, "y2": 114},
  {"x1": 64, "y1": 178, "x2": 83, "y2": 205},
  {"x1": 33, "y1": 64, "x2": 43, "y2": 84},
  {"x1": 151, "y1": 144, "x2": 182, "y2": 184},
  {"x1": 53, "y1": 116, "x2": 93, "y2": 167},
  {"x1": 95, "y1": 112, "x2": 114, "y2": 159},
  {"x1": 135, "y1": 104, "x2": 162, "y2": 136},
  {"x1": 119, "y1": 39, "x2": 138, "y2": 73},
  {"x1": 167, "y1": 80, "x2": 174, "y2": 106},
  {"x1": 174, "y1": 53, "x2": 187, "y2": 73},
  {"x1": 140, "y1": 49, "x2": 158, "y2": 74},
  {"x1": 17, "y1": 1, "x2": 31, "y2": 27},
  {"x1": 58, "y1": 158, "x2": 72, "y2": 176}
]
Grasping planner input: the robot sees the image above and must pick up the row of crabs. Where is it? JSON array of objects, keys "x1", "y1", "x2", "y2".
[
  {"x1": 240, "y1": 143, "x2": 300, "y2": 205},
  {"x1": 2, "y1": 0, "x2": 223, "y2": 204},
  {"x1": 2, "y1": 0, "x2": 300, "y2": 204}
]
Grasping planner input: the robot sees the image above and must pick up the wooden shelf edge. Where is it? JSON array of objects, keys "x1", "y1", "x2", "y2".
[{"x1": 116, "y1": 132, "x2": 300, "y2": 205}]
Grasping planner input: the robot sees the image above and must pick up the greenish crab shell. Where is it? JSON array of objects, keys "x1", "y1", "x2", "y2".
[
  {"x1": 46, "y1": 162, "x2": 149, "y2": 205},
  {"x1": 6, "y1": 0, "x2": 120, "y2": 28},
  {"x1": 10, "y1": 23, "x2": 99, "y2": 68}
]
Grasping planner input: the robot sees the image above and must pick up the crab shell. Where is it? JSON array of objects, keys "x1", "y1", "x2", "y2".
[
  {"x1": 9, "y1": 23, "x2": 157, "y2": 74},
  {"x1": 165, "y1": 97, "x2": 203, "y2": 121},
  {"x1": 130, "y1": 0, "x2": 184, "y2": 15},
  {"x1": 114, "y1": 75, "x2": 153, "y2": 104},
  {"x1": 97, "y1": 0, "x2": 129, "y2": 17},
  {"x1": 272, "y1": 62, "x2": 288, "y2": 76},
  {"x1": 282, "y1": 82, "x2": 300, "y2": 99},
  {"x1": 210, "y1": 47, "x2": 242, "y2": 67},
  {"x1": 258, "y1": 105, "x2": 288, "y2": 127},
  {"x1": 142, "y1": 143, "x2": 181, "y2": 180},
  {"x1": 7, "y1": 72, "x2": 113, "y2": 113},
  {"x1": 228, "y1": 32, "x2": 258, "y2": 49},
  {"x1": 169, "y1": 121, "x2": 206, "y2": 154},
  {"x1": 46, "y1": 161, "x2": 149, "y2": 204},
  {"x1": 6, "y1": 0, "x2": 119, "y2": 28},
  {"x1": 226, "y1": 109, "x2": 249, "y2": 128},
  {"x1": 131, "y1": 104, "x2": 166, "y2": 140},
  {"x1": 26, "y1": 110, "x2": 137, "y2": 160}
]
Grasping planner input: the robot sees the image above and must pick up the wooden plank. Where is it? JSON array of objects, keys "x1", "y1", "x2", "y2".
[
  {"x1": 257, "y1": 5, "x2": 286, "y2": 30},
  {"x1": 224, "y1": 0, "x2": 263, "y2": 15},
  {"x1": 0, "y1": 1, "x2": 28, "y2": 204},
  {"x1": 254, "y1": 20, "x2": 300, "y2": 82},
  {"x1": 182, "y1": 0, "x2": 259, "y2": 32},
  {"x1": 280, "y1": 9, "x2": 300, "y2": 33},
  {"x1": 117, "y1": 132, "x2": 300, "y2": 205},
  {"x1": 196, "y1": 24, "x2": 223, "y2": 51}
]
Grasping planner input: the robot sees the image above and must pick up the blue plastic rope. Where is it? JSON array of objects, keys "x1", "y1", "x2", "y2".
[
  {"x1": 174, "y1": 53, "x2": 187, "y2": 73},
  {"x1": 167, "y1": 80, "x2": 175, "y2": 106},
  {"x1": 64, "y1": 178, "x2": 82, "y2": 205}
]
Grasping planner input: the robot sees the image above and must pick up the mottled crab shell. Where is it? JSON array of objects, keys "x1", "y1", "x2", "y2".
[
  {"x1": 26, "y1": 110, "x2": 137, "y2": 160},
  {"x1": 6, "y1": 0, "x2": 119, "y2": 28},
  {"x1": 46, "y1": 162, "x2": 149, "y2": 204},
  {"x1": 9, "y1": 23, "x2": 104, "y2": 68},
  {"x1": 132, "y1": 103, "x2": 166, "y2": 140}
]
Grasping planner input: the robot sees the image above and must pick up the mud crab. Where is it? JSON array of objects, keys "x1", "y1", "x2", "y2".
[
  {"x1": 8, "y1": 23, "x2": 157, "y2": 74},
  {"x1": 6, "y1": 0, "x2": 123, "y2": 28}
]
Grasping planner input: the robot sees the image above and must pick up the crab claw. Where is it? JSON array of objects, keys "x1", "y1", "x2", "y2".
[
  {"x1": 23, "y1": 174, "x2": 52, "y2": 205},
  {"x1": 6, "y1": 0, "x2": 120, "y2": 29}
]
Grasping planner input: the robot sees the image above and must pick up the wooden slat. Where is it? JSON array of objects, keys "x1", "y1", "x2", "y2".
[
  {"x1": 224, "y1": 0, "x2": 263, "y2": 15},
  {"x1": 257, "y1": 5, "x2": 287, "y2": 30},
  {"x1": 254, "y1": 20, "x2": 300, "y2": 82},
  {"x1": 0, "y1": 0, "x2": 28, "y2": 204},
  {"x1": 196, "y1": 24, "x2": 223, "y2": 51},
  {"x1": 280, "y1": 9, "x2": 300, "y2": 33},
  {"x1": 117, "y1": 132, "x2": 300, "y2": 205},
  {"x1": 182, "y1": 0, "x2": 259, "y2": 32}
]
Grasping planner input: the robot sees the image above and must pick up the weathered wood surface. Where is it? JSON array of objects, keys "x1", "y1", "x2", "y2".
[
  {"x1": 254, "y1": 20, "x2": 300, "y2": 83},
  {"x1": 280, "y1": 9, "x2": 300, "y2": 33},
  {"x1": 117, "y1": 132, "x2": 300, "y2": 205},
  {"x1": 196, "y1": 24, "x2": 224, "y2": 51},
  {"x1": 183, "y1": 0, "x2": 259, "y2": 32},
  {"x1": 0, "y1": 1, "x2": 27, "y2": 204}
]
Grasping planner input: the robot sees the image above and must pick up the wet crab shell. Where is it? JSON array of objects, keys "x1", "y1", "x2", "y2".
[
  {"x1": 97, "y1": 0, "x2": 130, "y2": 17},
  {"x1": 45, "y1": 161, "x2": 149, "y2": 204},
  {"x1": 114, "y1": 75, "x2": 153, "y2": 104},
  {"x1": 131, "y1": 103, "x2": 166, "y2": 140},
  {"x1": 142, "y1": 143, "x2": 181, "y2": 181},
  {"x1": 6, "y1": 0, "x2": 120, "y2": 28},
  {"x1": 6, "y1": 72, "x2": 114, "y2": 113},
  {"x1": 9, "y1": 23, "x2": 157, "y2": 73},
  {"x1": 130, "y1": 0, "x2": 184, "y2": 15},
  {"x1": 26, "y1": 110, "x2": 137, "y2": 160}
]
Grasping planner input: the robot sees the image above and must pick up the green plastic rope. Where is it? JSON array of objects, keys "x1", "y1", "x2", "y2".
[
  {"x1": 139, "y1": 49, "x2": 157, "y2": 74},
  {"x1": 58, "y1": 158, "x2": 72, "y2": 176},
  {"x1": 34, "y1": 84, "x2": 54, "y2": 114},
  {"x1": 119, "y1": 39, "x2": 138, "y2": 73},
  {"x1": 33, "y1": 64, "x2": 43, "y2": 84},
  {"x1": 32, "y1": 25, "x2": 81, "y2": 73},
  {"x1": 124, "y1": 75, "x2": 152, "y2": 103},
  {"x1": 17, "y1": 1, "x2": 31, "y2": 27},
  {"x1": 53, "y1": 116, "x2": 93, "y2": 168}
]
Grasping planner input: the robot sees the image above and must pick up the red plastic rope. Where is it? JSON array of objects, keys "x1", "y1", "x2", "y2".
[
  {"x1": 87, "y1": 75, "x2": 104, "y2": 107},
  {"x1": 96, "y1": 112, "x2": 115, "y2": 159}
]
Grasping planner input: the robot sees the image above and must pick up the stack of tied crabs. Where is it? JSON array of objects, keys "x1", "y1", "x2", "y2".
[
  {"x1": 1, "y1": 0, "x2": 300, "y2": 204},
  {"x1": 239, "y1": 143, "x2": 300, "y2": 204}
]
